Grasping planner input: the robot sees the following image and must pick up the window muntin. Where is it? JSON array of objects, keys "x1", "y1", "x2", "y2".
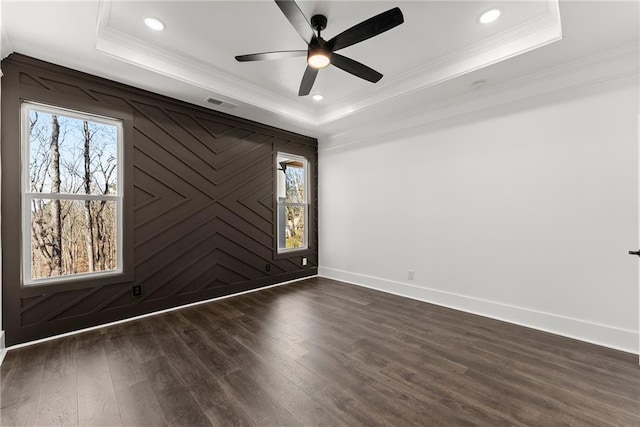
[
  {"x1": 22, "y1": 102, "x2": 123, "y2": 285},
  {"x1": 277, "y1": 153, "x2": 308, "y2": 253}
]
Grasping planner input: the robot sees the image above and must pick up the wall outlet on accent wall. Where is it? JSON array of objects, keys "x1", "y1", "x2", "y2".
[
  {"x1": 408, "y1": 270, "x2": 415, "y2": 280},
  {"x1": 302, "y1": 257, "x2": 308, "y2": 266}
]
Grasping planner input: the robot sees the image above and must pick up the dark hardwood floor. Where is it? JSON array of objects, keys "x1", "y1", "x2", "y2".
[{"x1": 1, "y1": 277, "x2": 639, "y2": 426}]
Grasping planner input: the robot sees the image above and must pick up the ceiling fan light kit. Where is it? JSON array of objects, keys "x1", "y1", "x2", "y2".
[
  {"x1": 307, "y1": 47, "x2": 331, "y2": 69},
  {"x1": 307, "y1": 14, "x2": 330, "y2": 69},
  {"x1": 235, "y1": 0, "x2": 404, "y2": 96}
]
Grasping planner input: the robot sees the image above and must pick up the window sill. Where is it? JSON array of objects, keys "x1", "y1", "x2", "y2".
[
  {"x1": 274, "y1": 246, "x2": 314, "y2": 260},
  {"x1": 20, "y1": 269, "x2": 133, "y2": 297}
]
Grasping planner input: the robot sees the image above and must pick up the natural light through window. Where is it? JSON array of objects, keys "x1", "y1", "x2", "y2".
[
  {"x1": 22, "y1": 102, "x2": 123, "y2": 285},
  {"x1": 277, "y1": 153, "x2": 308, "y2": 253}
]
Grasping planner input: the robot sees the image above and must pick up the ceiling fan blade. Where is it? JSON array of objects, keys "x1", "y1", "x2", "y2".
[
  {"x1": 235, "y1": 50, "x2": 307, "y2": 62},
  {"x1": 330, "y1": 53, "x2": 382, "y2": 83},
  {"x1": 328, "y1": 7, "x2": 404, "y2": 52},
  {"x1": 298, "y1": 66, "x2": 318, "y2": 96},
  {"x1": 275, "y1": 0, "x2": 316, "y2": 44}
]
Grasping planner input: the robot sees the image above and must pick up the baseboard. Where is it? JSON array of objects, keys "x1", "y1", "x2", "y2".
[
  {"x1": 319, "y1": 267, "x2": 639, "y2": 354},
  {"x1": 4, "y1": 275, "x2": 317, "y2": 352},
  {"x1": 0, "y1": 331, "x2": 6, "y2": 366}
]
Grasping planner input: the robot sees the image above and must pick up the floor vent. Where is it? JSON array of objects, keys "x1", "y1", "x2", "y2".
[{"x1": 205, "y1": 97, "x2": 239, "y2": 109}]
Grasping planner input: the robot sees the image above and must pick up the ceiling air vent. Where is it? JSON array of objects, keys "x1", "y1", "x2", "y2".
[{"x1": 205, "y1": 97, "x2": 238, "y2": 109}]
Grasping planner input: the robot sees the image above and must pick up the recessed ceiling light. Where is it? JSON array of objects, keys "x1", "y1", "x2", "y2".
[
  {"x1": 144, "y1": 17, "x2": 165, "y2": 31},
  {"x1": 312, "y1": 94, "x2": 324, "y2": 101},
  {"x1": 479, "y1": 9, "x2": 501, "y2": 24}
]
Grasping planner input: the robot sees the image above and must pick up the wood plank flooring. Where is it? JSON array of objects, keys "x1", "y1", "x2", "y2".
[{"x1": 1, "y1": 277, "x2": 639, "y2": 426}]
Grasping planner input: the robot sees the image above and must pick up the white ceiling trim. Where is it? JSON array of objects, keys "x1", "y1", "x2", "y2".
[
  {"x1": 95, "y1": 0, "x2": 318, "y2": 126},
  {"x1": 321, "y1": 42, "x2": 639, "y2": 152},
  {"x1": 317, "y1": 0, "x2": 562, "y2": 125}
]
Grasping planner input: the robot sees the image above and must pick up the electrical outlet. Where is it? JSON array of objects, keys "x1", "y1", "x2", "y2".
[
  {"x1": 408, "y1": 270, "x2": 415, "y2": 280},
  {"x1": 302, "y1": 257, "x2": 307, "y2": 266},
  {"x1": 132, "y1": 285, "x2": 143, "y2": 297},
  {"x1": 266, "y1": 264, "x2": 271, "y2": 272}
]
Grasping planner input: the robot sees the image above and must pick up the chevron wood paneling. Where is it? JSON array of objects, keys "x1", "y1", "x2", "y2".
[{"x1": 1, "y1": 54, "x2": 318, "y2": 345}]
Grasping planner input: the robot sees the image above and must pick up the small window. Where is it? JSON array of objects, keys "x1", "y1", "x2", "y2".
[
  {"x1": 22, "y1": 102, "x2": 123, "y2": 285},
  {"x1": 277, "y1": 153, "x2": 308, "y2": 253}
]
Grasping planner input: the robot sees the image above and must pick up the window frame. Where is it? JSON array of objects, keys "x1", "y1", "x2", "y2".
[
  {"x1": 276, "y1": 152, "x2": 309, "y2": 254},
  {"x1": 20, "y1": 101, "x2": 125, "y2": 286}
]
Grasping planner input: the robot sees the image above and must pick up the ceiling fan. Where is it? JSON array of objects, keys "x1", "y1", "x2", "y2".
[{"x1": 235, "y1": 0, "x2": 404, "y2": 96}]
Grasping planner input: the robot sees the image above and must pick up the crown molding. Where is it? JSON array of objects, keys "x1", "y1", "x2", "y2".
[
  {"x1": 321, "y1": 42, "x2": 639, "y2": 152},
  {"x1": 95, "y1": 0, "x2": 318, "y2": 127},
  {"x1": 316, "y1": 0, "x2": 562, "y2": 125}
]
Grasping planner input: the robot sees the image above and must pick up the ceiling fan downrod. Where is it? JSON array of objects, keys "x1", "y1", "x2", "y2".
[{"x1": 311, "y1": 14, "x2": 327, "y2": 38}]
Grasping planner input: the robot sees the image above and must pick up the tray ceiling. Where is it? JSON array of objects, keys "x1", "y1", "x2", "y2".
[
  {"x1": 1, "y1": 1, "x2": 637, "y2": 136},
  {"x1": 96, "y1": 0, "x2": 561, "y2": 125}
]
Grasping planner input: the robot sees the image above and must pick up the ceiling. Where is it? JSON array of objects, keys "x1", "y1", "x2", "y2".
[{"x1": 1, "y1": 1, "x2": 638, "y2": 138}]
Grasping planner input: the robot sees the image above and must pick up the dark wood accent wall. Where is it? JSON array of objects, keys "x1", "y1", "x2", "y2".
[{"x1": 1, "y1": 54, "x2": 318, "y2": 346}]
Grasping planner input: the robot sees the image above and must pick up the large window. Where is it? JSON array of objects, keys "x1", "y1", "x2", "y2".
[
  {"x1": 22, "y1": 102, "x2": 123, "y2": 285},
  {"x1": 277, "y1": 153, "x2": 308, "y2": 253}
]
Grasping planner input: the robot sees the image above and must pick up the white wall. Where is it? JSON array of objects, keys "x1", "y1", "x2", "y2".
[
  {"x1": 319, "y1": 73, "x2": 639, "y2": 353},
  {"x1": 0, "y1": 1, "x2": 5, "y2": 365}
]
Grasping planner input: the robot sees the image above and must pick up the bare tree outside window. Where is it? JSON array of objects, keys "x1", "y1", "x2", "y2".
[
  {"x1": 277, "y1": 154, "x2": 308, "y2": 252},
  {"x1": 24, "y1": 103, "x2": 121, "y2": 284}
]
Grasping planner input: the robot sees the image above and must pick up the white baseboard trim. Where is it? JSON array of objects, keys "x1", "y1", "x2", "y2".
[
  {"x1": 0, "y1": 331, "x2": 6, "y2": 366},
  {"x1": 4, "y1": 275, "x2": 317, "y2": 354},
  {"x1": 319, "y1": 267, "x2": 639, "y2": 354}
]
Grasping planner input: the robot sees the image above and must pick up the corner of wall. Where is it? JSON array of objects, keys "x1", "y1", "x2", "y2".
[{"x1": 0, "y1": 13, "x2": 5, "y2": 364}]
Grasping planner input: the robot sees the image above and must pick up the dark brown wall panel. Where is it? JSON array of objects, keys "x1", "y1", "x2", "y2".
[{"x1": 1, "y1": 54, "x2": 318, "y2": 345}]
